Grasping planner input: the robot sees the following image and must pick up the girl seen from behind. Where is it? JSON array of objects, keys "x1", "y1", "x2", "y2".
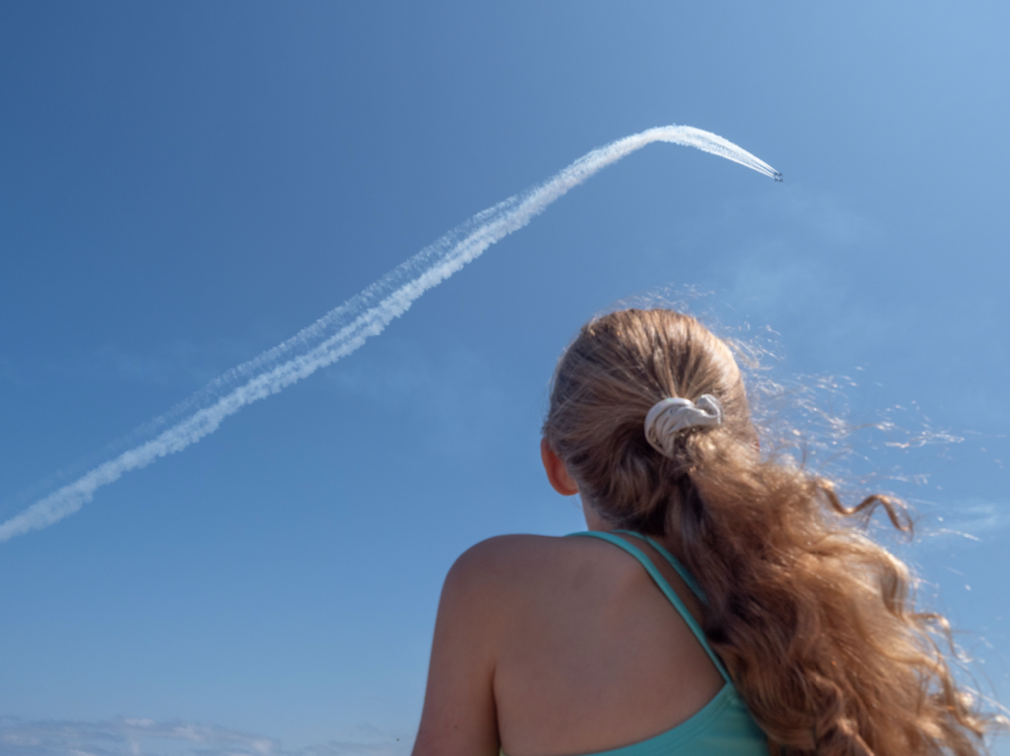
[{"x1": 412, "y1": 308, "x2": 998, "y2": 756}]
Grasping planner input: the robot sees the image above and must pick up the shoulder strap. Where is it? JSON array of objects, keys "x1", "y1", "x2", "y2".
[
  {"x1": 613, "y1": 530, "x2": 707, "y2": 604},
  {"x1": 569, "y1": 531, "x2": 731, "y2": 683}
]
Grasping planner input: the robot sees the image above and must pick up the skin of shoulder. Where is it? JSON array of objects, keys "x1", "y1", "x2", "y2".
[
  {"x1": 411, "y1": 534, "x2": 569, "y2": 756},
  {"x1": 450, "y1": 533, "x2": 577, "y2": 599},
  {"x1": 412, "y1": 532, "x2": 724, "y2": 756}
]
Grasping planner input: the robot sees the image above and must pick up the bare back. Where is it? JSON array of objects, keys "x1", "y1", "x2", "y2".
[{"x1": 412, "y1": 532, "x2": 726, "y2": 756}]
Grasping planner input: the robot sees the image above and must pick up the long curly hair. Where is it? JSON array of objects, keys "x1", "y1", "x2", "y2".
[{"x1": 542, "y1": 308, "x2": 998, "y2": 756}]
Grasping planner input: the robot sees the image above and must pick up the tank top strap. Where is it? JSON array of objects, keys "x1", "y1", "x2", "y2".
[
  {"x1": 612, "y1": 530, "x2": 708, "y2": 604},
  {"x1": 569, "y1": 531, "x2": 731, "y2": 684}
]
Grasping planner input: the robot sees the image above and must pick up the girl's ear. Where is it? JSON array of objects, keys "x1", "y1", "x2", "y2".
[{"x1": 540, "y1": 438, "x2": 580, "y2": 496}]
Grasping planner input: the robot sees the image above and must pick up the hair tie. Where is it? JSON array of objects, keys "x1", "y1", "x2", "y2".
[{"x1": 643, "y1": 394, "x2": 724, "y2": 458}]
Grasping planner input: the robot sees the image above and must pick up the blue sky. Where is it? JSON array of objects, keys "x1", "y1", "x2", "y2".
[{"x1": 1, "y1": 2, "x2": 1008, "y2": 754}]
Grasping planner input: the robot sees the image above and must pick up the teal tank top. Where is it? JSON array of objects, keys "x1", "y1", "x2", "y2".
[{"x1": 502, "y1": 530, "x2": 767, "y2": 756}]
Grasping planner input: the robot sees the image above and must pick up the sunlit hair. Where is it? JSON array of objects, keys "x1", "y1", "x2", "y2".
[{"x1": 543, "y1": 308, "x2": 999, "y2": 756}]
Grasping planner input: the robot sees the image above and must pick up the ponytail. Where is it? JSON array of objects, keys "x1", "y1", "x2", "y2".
[{"x1": 543, "y1": 308, "x2": 998, "y2": 756}]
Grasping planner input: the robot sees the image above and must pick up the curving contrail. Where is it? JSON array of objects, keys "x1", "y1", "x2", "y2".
[{"x1": 0, "y1": 125, "x2": 779, "y2": 543}]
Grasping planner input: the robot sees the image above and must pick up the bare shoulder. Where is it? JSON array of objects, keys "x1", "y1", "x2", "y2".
[
  {"x1": 444, "y1": 533, "x2": 635, "y2": 610},
  {"x1": 445, "y1": 534, "x2": 566, "y2": 594},
  {"x1": 415, "y1": 536, "x2": 569, "y2": 756},
  {"x1": 454, "y1": 533, "x2": 571, "y2": 564},
  {"x1": 428, "y1": 535, "x2": 576, "y2": 673}
]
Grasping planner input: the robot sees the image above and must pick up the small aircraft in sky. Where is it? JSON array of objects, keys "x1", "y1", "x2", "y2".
[{"x1": 774, "y1": 171, "x2": 783, "y2": 183}]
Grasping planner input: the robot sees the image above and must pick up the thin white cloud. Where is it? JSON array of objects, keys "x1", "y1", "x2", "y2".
[
  {"x1": 916, "y1": 499, "x2": 1010, "y2": 548},
  {"x1": 763, "y1": 190, "x2": 873, "y2": 247},
  {"x1": 0, "y1": 717, "x2": 411, "y2": 756},
  {"x1": 299, "y1": 741, "x2": 410, "y2": 756},
  {"x1": 0, "y1": 125, "x2": 778, "y2": 543},
  {"x1": 16, "y1": 337, "x2": 267, "y2": 391},
  {"x1": 70, "y1": 340, "x2": 255, "y2": 390},
  {"x1": 324, "y1": 340, "x2": 505, "y2": 458},
  {"x1": 0, "y1": 717, "x2": 279, "y2": 756}
]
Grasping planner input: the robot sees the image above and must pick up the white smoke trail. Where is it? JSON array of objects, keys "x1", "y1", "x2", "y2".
[{"x1": 0, "y1": 125, "x2": 778, "y2": 543}]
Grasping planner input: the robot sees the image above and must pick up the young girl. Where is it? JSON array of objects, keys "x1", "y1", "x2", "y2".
[{"x1": 411, "y1": 308, "x2": 994, "y2": 756}]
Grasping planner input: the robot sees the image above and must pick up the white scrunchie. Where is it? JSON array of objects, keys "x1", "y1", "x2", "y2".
[{"x1": 644, "y1": 394, "x2": 724, "y2": 458}]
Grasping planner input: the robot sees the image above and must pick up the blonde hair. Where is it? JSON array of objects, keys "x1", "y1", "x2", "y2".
[{"x1": 542, "y1": 308, "x2": 997, "y2": 756}]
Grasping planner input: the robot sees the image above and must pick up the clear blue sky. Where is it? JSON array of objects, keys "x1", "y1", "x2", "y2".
[{"x1": 1, "y1": 2, "x2": 1008, "y2": 754}]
